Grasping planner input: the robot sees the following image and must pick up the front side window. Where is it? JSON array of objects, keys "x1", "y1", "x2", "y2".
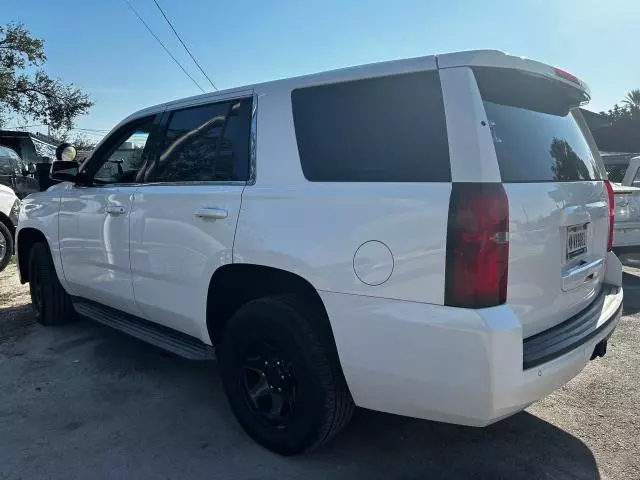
[
  {"x1": 146, "y1": 98, "x2": 252, "y2": 183},
  {"x1": 93, "y1": 119, "x2": 154, "y2": 183}
]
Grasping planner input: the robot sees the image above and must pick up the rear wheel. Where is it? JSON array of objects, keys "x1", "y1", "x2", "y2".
[
  {"x1": 218, "y1": 294, "x2": 354, "y2": 455},
  {"x1": 29, "y1": 242, "x2": 75, "y2": 325},
  {"x1": 0, "y1": 222, "x2": 13, "y2": 273}
]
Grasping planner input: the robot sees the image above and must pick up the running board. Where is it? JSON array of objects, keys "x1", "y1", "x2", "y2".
[{"x1": 72, "y1": 298, "x2": 215, "y2": 361}]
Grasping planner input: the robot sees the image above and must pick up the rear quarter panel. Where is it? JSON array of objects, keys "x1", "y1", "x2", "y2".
[
  {"x1": 233, "y1": 79, "x2": 451, "y2": 304},
  {"x1": 235, "y1": 182, "x2": 451, "y2": 303}
]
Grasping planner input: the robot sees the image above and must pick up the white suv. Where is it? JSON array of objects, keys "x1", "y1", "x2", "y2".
[
  {"x1": 16, "y1": 50, "x2": 623, "y2": 455},
  {"x1": 0, "y1": 183, "x2": 19, "y2": 272}
]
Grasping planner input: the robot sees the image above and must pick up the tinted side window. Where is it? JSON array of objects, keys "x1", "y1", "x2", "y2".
[
  {"x1": 89, "y1": 116, "x2": 156, "y2": 184},
  {"x1": 475, "y1": 67, "x2": 604, "y2": 183},
  {"x1": 292, "y1": 71, "x2": 450, "y2": 182},
  {"x1": 150, "y1": 98, "x2": 252, "y2": 183}
]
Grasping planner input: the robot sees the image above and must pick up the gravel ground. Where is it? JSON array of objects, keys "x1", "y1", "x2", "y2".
[{"x1": 0, "y1": 260, "x2": 639, "y2": 480}]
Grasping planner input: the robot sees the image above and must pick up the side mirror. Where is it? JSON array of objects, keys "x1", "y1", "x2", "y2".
[
  {"x1": 55, "y1": 143, "x2": 77, "y2": 162},
  {"x1": 50, "y1": 160, "x2": 80, "y2": 183}
]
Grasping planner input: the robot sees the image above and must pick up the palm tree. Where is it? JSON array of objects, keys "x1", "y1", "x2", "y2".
[{"x1": 622, "y1": 89, "x2": 640, "y2": 111}]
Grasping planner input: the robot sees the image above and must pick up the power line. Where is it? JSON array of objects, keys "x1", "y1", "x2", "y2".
[
  {"x1": 8, "y1": 125, "x2": 109, "y2": 133},
  {"x1": 6, "y1": 124, "x2": 46, "y2": 129},
  {"x1": 151, "y1": 0, "x2": 218, "y2": 91},
  {"x1": 124, "y1": 0, "x2": 205, "y2": 93},
  {"x1": 73, "y1": 127, "x2": 110, "y2": 133},
  {"x1": 71, "y1": 130, "x2": 106, "y2": 137}
]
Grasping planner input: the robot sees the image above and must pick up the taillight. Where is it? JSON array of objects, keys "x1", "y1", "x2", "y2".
[
  {"x1": 605, "y1": 180, "x2": 615, "y2": 251},
  {"x1": 445, "y1": 183, "x2": 509, "y2": 308},
  {"x1": 554, "y1": 67, "x2": 581, "y2": 85}
]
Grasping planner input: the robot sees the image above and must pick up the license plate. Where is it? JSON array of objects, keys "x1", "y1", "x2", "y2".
[{"x1": 567, "y1": 223, "x2": 588, "y2": 260}]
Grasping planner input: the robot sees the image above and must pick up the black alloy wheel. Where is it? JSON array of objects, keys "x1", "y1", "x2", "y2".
[
  {"x1": 243, "y1": 339, "x2": 297, "y2": 426},
  {"x1": 218, "y1": 294, "x2": 354, "y2": 455}
]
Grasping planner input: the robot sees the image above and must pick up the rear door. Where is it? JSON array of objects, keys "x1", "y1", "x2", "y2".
[
  {"x1": 473, "y1": 67, "x2": 609, "y2": 337},
  {"x1": 130, "y1": 96, "x2": 252, "y2": 340}
]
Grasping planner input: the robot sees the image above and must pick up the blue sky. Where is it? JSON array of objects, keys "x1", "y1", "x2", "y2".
[{"x1": 3, "y1": 0, "x2": 638, "y2": 140}]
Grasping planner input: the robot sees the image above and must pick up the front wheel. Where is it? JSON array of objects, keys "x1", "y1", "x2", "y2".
[
  {"x1": 0, "y1": 222, "x2": 13, "y2": 273},
  {"x1": 29, "y1": 242, "x2": 76, "y2": 325},
  {"x1": 218, "y1": 294, "x2": 354, "y2": 455}
]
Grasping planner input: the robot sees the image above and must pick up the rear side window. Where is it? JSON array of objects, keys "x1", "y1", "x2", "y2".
[
  {"x1": 292, "y1": 71, "x2": 450, "y2": 182},
  {"x1": 475, "y1": 67, "x2": 604, "y2": 183},
  {"x1": 150, "y1": 98, "x2": 252, "y2": 183}
]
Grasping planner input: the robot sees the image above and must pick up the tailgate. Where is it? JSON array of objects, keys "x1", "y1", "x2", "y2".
[{"x1": 474, "y1": 66, "x2": 609, "y2": 338}]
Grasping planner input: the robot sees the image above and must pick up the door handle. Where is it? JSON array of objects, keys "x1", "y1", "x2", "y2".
[
  {"x1": 193, "y1": 207, "x2": 228, "y2": 220},
  {"x1": 105, "y1": 205, "x2": 127, "y2": 215}
]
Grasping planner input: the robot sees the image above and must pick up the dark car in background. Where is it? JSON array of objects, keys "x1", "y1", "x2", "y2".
[
  {"x1": 0, "y1": 130, "x2": 57, "y2": 164},
  {"x1": 0, "y1": 145, "x2": 39, "y2": 199},
  {"x1": 0, "y1": 130, "x2": 61, "y2": 197}
]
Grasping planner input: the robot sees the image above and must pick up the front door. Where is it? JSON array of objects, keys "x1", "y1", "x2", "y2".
[
  {"x1": 130, "y1": 96, "x2": 253, "y2": 340},
  {"x1": 58, "y1": 115, "x2": 159, "y2": 316}
]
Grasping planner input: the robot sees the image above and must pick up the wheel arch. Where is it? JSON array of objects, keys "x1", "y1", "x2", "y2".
[
  {"x1": 16, "y1": 227, "x2": 49, "y2": 283},
  {"x1": 206, "y1": 264, "x2": 335, "y2": 348}
]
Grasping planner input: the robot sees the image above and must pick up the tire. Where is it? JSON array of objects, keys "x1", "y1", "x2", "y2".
[
  {"x1": 29, "y1": 242, "x2": 76, "y2": 325},
  {"x1": 0, "y1": 222, "x2": 13, "y2": 273},
  {"x1": 218, "y1": 294, "x2": 354, "y2": 455}
]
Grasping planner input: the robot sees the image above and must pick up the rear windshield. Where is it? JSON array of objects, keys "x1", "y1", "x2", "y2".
[
  {"x1": 291, "y1": 71, "x2": 450, "y2": 182},
  {"x1": 475, "y1": 67, "x2": 605, "y2": 183}
]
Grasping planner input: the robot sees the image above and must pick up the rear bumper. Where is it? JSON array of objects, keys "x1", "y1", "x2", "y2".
[
  {"x1": 321, "y1": 285, "x2": 623, "y2": 426},
  {"x1": 522, "y1": 285, "x2": 621, "y2": 369}
]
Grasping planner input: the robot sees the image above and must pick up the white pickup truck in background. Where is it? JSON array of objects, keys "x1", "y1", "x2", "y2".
[{"x1": 602, "y1": 153, "x2": 640, "y2": 254}]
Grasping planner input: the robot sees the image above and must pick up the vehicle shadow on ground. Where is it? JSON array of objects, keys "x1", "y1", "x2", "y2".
[
  {"x1": 0, "y1": 303, "x2": 35, "y2": 342},
  {"x1": 0, "y1": 315, "x2": 599, "y2": 480},
  {"x1": 316, "y1": 408, "x2": 599, "y2": 479}
]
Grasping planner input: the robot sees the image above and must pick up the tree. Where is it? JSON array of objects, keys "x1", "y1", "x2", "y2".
[
  {"x1": 71, "y1": 134, "x2": 97, "y2": 151},
  {"x1": 592, "y1": 89, "x2": 640, "y2": 152},
  {"x1": 622, "y1": 89, "x2": 640, "y2": 113},
  {"x1": 0, "y1": 23, "x2": 93, "y2": 130}
]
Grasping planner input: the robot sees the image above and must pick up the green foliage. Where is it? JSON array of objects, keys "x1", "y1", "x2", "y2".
[
  {"x1": 599, "y1": 89, "x2": 640, "y2": 123},
  {"x1": 0, "y1": 23, "x2": 93, "y2": 130},
  {"x1": 622, "y1": 89, "x2": 640, "y2": 113},
  {"x1": 71, "y1": 134, "x2": 97, "y2": 151},
  {"x1": 595, "y1": 89, "x2": 640, "y2": 152}
]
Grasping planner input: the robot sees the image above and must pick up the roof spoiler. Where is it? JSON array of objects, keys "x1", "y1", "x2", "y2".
[{"x1": 436, "y1": 50, "x2": 590, "y2": 101}]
